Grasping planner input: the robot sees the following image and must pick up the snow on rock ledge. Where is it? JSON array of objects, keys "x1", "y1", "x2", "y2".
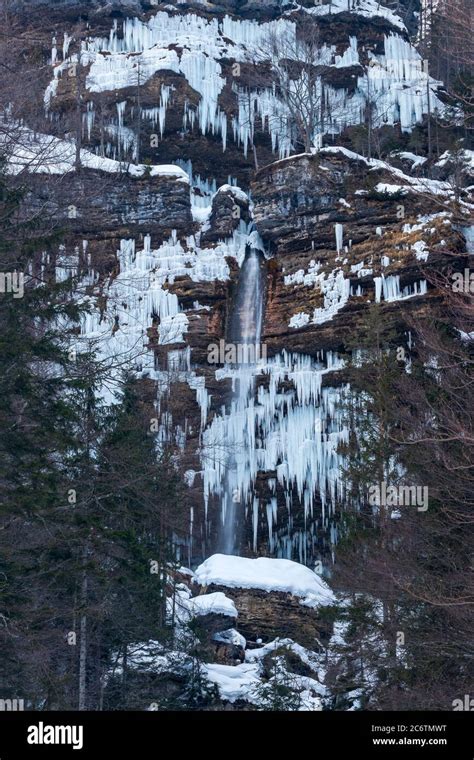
[
  {"x1": 189, "y1": 591, "x2": 238, "y2": 619},
  {"x1": 4, "y1": 127, "x2": 189, "y2": 180},
  {"x1": 195, "y1": 554, "x2": 335, "y2": 608}
]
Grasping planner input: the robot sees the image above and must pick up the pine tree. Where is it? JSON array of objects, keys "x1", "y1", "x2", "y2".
[
  {"x1": 0, "y1": 157, "x2": 86, "y2": 706},
  {"x1": 333, "y1": 290, "x2": 473, "y2": 709}
]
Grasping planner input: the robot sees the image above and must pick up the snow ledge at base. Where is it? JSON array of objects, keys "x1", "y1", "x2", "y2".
[{"x1": 194, "y1": 553, "x2": 335, "y2": 608}]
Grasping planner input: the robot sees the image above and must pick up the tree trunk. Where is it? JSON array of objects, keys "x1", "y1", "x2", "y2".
[
  {"x1": 75, "y1": 67, "x2": 82, "y2": 171},
  {"x1": 78, "y1": 547, "x2": 88, "y2": 710},
  {"x1": 426, "y1": 77, "x2": 432, "y2": 160}
]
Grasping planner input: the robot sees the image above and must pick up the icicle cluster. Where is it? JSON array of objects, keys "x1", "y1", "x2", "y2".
[
  {"x1": 201, "y1": 351, "x2": 348, "y2": 562},
  {"x1": 374, "y1": 275, "x2": 428, "y2": 302},
  {"x1": 45, "y1": 10, "x2": 445, "y2": 160}
]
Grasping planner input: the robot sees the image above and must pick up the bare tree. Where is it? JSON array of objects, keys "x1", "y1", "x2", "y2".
[
  {"x1": 333, "y1": 254, "x2": 474, "y2": 709},
  {"x1": 260, "y1": 23, "x2": 327, "y2": 154},
  {"x1": 425, "y1": 0, "x2": 474, "y2": 133}
]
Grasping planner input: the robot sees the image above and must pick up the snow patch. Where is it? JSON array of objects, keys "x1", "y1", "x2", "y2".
[{"x1": 195, "y1": 554, "x2": 335, "y2": 607}]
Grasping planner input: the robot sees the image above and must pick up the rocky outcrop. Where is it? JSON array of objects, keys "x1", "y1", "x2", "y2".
[
  {"x1": 201, "y1": 185, "x2": 250, "y2": 244},
  {"x1": 27, "y1": 168, "x2": 191, "y2": 236},
  {"x1": 194, "y1": 583, "x2": 333, "y2": 648},
  {"x1": 122, "y1": 557, "x2": 335, "y2": 709},
  {"x1": 22, "y1": 166, "x2": 193, "y2": 277},
  {"x1": 252, "y1": 149, "x2": 468, "y2": 355}
]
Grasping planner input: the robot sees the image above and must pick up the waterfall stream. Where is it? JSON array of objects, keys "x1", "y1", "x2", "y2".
[{"x1": 219, "y1": 247, "x2": 265, "y2": 555}]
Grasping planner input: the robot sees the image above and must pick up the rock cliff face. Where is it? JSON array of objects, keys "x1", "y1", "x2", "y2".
[
  {"x1": 252, "y1": 149, "x2": 467, "y2": 354},
  {"x1": 12, "y1": 0, "x2": 144, "y2": 10},
  {"x1": 27, "y1": 166, "x2": 192, "y2": 254},
  {"x1": 196, "y1": 583, "x2": 333, "y2": 647},
  {"x1": 7, "y1": 1, "x2": 472, "y2": 563}
]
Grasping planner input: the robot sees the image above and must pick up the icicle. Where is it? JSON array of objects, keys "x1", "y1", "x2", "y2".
[
  {"x1": 51, "y1": 37, "x2": 58, "y2": 66},
  {"x1": 335, "y1": 224, "x2": 343, "y2": 254},
  {"x1": 63, "y1": 33, "x2": 72, "y2": 60},
  {"x1": 252, "y1": 499, "x2": 259, "y2": 552}
]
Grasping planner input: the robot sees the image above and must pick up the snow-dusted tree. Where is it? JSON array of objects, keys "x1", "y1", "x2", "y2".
[{"x1": 251, "y1": 651, "x2": 308, "y2": 711}]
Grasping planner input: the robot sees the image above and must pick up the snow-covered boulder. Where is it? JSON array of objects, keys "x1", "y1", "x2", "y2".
[
  {"x1": 195, "y1": 553, "x2": 335, "y2": 608},
  {"x1": 193, "y1": 554, "x2": 335, "y2": 649}
]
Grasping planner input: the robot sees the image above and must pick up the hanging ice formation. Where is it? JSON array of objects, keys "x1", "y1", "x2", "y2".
[
  {"x1": 374, "y1": 274, "x2": 428, "y2": 302},
  {"x1": 335, "y1": 224, "x2": 343, "y2": 255},
  {"x1": 45, "y1": 10, "x2": 445, "y2": 161},
  {"x1": 71, "y1": 222, "x2": 248, "y2": 405},
  {"x1": 191, "y1": 203, "x2": 349, "y2": 561},
  {"x1": 175, "y1": 159, "x2": 239, "y2": 225},
  {"x1": 203, "y1": 350, "x2": 348, "y2": 562}
]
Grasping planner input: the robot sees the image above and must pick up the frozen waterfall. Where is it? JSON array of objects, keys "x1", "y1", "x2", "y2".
[{"x1": 219, "y1": 247, "x2": 265, "y2": 555}]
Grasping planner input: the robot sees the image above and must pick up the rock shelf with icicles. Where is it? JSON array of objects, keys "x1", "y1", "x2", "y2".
[
  {"x1": 286, "y1": 216, "x2": 429, "y2": 330},
  {"x1": 45, "y1": 6, "x2": 445, "y2": 161},
  {"x1": 71, "y1": 222, "x2": 252, "y2": 402}
]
